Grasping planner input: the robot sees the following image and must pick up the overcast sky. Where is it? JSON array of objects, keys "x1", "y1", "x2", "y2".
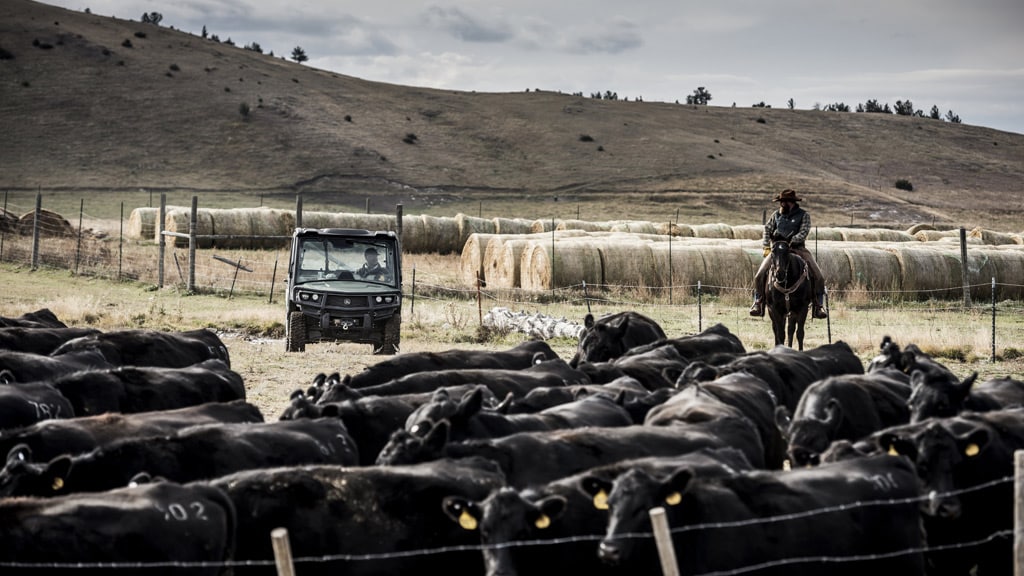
[{"x1": 44, "y1": 0, "x2": 1024, "y2": 134}]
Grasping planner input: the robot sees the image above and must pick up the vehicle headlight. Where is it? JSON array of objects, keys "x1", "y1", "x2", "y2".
[
  {"x1": 299, "y1": 293, "x2": 309, "y2": 301},
  {"x1": 375, "y1": 296, "x2": 383, "y2": 303},
  {"x1": 312, "y1": 293, "x2": 321, "y2": 302}
]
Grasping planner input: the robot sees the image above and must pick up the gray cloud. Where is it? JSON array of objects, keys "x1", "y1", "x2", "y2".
[{"x1": 421, "y1": 5, "x2": 513, "y2": 42}]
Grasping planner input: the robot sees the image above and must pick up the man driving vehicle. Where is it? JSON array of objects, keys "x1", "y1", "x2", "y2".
[{"x1": 356, "y1": 247, "x2": 390, "y2": 281}]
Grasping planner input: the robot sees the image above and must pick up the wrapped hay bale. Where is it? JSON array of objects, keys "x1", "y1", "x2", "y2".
[
  {"x1": 489, "y1": 238, "x2": 540, "y2": 289},
  {"x1": 649, "y1": 244, "x2": 707, "y2": 290},
  {"x1": 164, "y1": 208, "x2": 215, "y2": 248},
  {"x1": 492, "y1": 217, "x2": 534, "y2": 234},
  {"x1": 460, "y1": 233, "x2": 501, "y2": 286},
  {"x1": 842, "y1": 246, "x2": 902, "y2": 292},
  {"x1": 521, "y1": 242, "x2": 602, "y2": 291},
  {"x1": 969, "y1": 227, "x2": 1018, "y2": 246},
  {"x1": 17, "y1": 209, "x2": 74, "y2": 237},
  {"x1": 595, "y1": 240, "x2": 660, "y2": 287},
  {"x1": 690, "y1": 223, "x2": 734, "y2": 239},
  {"x1": 655, "y1": 222, "x2": 695, "y2": 237},
  {"x1": 809, "y1": 227, "x2": 845, "y2": 242},
  {"x1": 699, "y1": 245, "x2": 754, "y2": 292},
  {"x1": 555, "y1": 219, "x2": 614, "y2": 232},
  {"x1": 455, "y1": 213, "x2": 496, "y2": 252},
  {"x1": 731, "y1": 224, "x2": 764, "y2": 241}
]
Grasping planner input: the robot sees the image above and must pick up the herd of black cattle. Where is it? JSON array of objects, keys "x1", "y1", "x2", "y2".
[{"x1": 1, "y1": 308, "x2": 1023, "y2": 575}]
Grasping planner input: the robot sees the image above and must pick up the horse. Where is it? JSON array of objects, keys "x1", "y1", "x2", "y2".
[{"x1": 765, "y1": 240, "x2": 813, "y2": 350}]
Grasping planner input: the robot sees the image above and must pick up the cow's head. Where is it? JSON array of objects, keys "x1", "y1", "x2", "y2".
[
  {"x1": 786, "y1": 400, "x2": 843, "y2": 468},
  {"x1": 0, "y1": 444, "x2": 72, "y2": 498},
  {"x1": 908, "y1": 369, "x2": 978, "y2": 423}
]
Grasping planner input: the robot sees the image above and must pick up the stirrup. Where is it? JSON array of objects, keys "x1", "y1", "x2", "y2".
[
  {"x1": 749, "y1": 301, "x2": 764, "y2": 317},
  {"x1": 812, "y1": 306, "x2": 828, "y2": 319}
]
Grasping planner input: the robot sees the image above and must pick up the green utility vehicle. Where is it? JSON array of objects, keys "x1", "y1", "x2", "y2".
[{"x1": 285, "y1": 228, "x2": 402, "y2": 354}]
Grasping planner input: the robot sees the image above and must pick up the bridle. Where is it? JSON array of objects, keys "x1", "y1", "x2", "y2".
[{"x1": 769, "y1": 240, "x2": 809, "y2": 313}]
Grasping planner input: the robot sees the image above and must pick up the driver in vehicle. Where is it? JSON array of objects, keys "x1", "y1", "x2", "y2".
[{"x1": 356, "y1": 248, "x2": 390, "y2": 281}]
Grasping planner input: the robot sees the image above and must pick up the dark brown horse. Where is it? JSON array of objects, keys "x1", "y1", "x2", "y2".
[{"x1": 766, "y1": 240, "x2": 812, "y2": 350}]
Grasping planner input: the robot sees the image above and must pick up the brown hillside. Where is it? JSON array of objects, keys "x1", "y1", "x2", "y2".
[{"x1": 2, "y1": 0, "x2": 1023, "y2": 229}]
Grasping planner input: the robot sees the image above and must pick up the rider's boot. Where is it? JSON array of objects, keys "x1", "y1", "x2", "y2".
[
  {"x1": 749, "y1": 293, "x2": 764, "y2": 317},
  {"x1": 812, "y1": 292, "x2": 828, "y2": 319}
]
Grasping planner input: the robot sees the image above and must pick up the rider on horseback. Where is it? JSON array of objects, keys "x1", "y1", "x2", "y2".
[{"x1": 750, "y1": 189, "x2": 828, "y2": 319}]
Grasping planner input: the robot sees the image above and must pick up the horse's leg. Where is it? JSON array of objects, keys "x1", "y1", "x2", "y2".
[
  {"x1": 770, "y1": 309, "x2": 784, "y2": 346},
  {"x1": 794, "y1": 307, "x2": 809, "y2": 350},
  {"x1": 786, "y1": 314, "x2": 796, "y2": 348}
]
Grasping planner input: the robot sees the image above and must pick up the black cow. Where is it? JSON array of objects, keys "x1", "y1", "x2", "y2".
[
  {"x1": 0, "y1": 479, "x2": 235, "y2": 575},
  {"x1": 0, "y1": 399, "x2": 263, "y2": 462},
  {"x1": 0, "y1": 380, "x2": 74, "y2": 428},
  {"x1": 346, "y1": 339, "x2": 560, "y2": 388},
  {"x1": 0, "y1": 348, "x2": 111, "y2": 383},
  {"x1": 646, "y1": 371, "x2": 786, "y2": 469},
  {"x1": 801, "y1": 340, "x2": 865, "y2": 376},
  {"x1": 779, "y1": 370, "x2": 911, "y2": 467},
  {"x1": 569, "y1": 311, "x2": 666, "y2": 367},
  {"x1": 203, "y1": 456, "x2": 507, "y2": 576},
  {"x1": 0, "y1": 326, "x2": 101, "y2": 354},
  {"x1": 45, "y1": 358, "x2": 245, "y2": 416},
  {"x1": 908, "y1": 368, "x2": 1024, "y2": 423},
  {"x1": 499, "y1": 376, "x2": 652, "y2": 415},
  {"x1": 377, "y1": 416, "x2": 765, "y2": 486},
  {"x1": 445, "y1": 447, "x2": 754, "y2": 576},
  {"x1": 595, "y1": 453, "x2": 926, "y2": 575},
  {"x1": 280, "y1": 384, "x2": 498, "y2": 465},
  {"x1": 52, "y1": 327, "x2": 231, "y2": 368},
  {"x1": 609, "y1": 343, "x2": 689, "y2": 389},
  {"x1": 0, "y1": 417, "x2": 358, "y2": 497},
  {"x1": 0, "y1": 308, "x2": 67, "y2": 328},
  {"x1": 867, "y1": 336, "x2": 953, "y2": 377},
  {"x1": 619, "y1": 322, "x2": 747, "y2": 362},
  {"x1": 405, "y1": 386, "x2": 633, "y2": 441},
  {"x1": 882, "y1": 408, "x2": 1024, "y2": 576}
]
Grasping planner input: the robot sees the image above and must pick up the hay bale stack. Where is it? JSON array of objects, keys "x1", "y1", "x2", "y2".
[
  {"x1": 699, "y1": 245, "x2": 754, "y2": 292},
  {"x1": 731, "y1": 224, "x2": 764, "y2": 241},
  {"x1": 608, "y1": 220, "x2": 659, "y2": 234},
  {"x1": 655, "y1": 222, "x2": 695, "y2": 237},
  {"x1": 492, "y1": 217, "x2": 534, "y2": 234},
  {"x1": 247, "y1": 208, "x2": 296, "y2": 249},
  {"x1": 839, "y1": 229, "x2": 882, "y2": 242},
  {"x1": 649, "y1": 244, "x2": 707, "y2": 290},
  {"x1": 530, "y1": 219, "x2": 557, "y2": 234},
  {"x1": 164, "y1": 208, "x2": 215, "y2": 248},
  {"x1": 488, "y1": 238, "x2": 539, "y2": 289},
  {"x1": 873, "y1": 229, "x2": 916, "y2": 242},
  {"x1": 460, "y1": 233, "x2": 501, "y2": 286},
  {"x1": 969, "y1": 227, "x2": 1019, "y2": 245},
  {"x1": 419, "y1": 214, "x2": 460, "y2": 254},
  {"x1": 300, "y1": 211, "x2": 345, "y2": 229},
  {"x1": 985, "y1": 248, "x2": 1024, "y2": 299},
  {"x1": 521, "y1": 242, "x2": 603, "y2": 291},
  {"x1": 914, "y1": 229, "x2": 960, "y2": 242},
  {"x1": 207, "y1": 208, "x2": 252, "y2": 248},
  {"x1": 906, "y1": 223, "x2": 935, "y2": 235},
  {"x1": 594, "y1": 240, "x2": 660, "y2": 287},
  {"x1": 884, "y1": 246, "x2": 957, "y2": 299},
  {"x1": 690, "y1": 223, "x2": 735, "y2": 239},
  {"x1": 399, "y1": 214, "x2": 428, "y2": 253},
  {"x1": 810, "y1": 227, "x2": 845, "y2": 241},
  {"x1": 455, "y1": 213, "x2": 496, "y2": 252},
  {"x1": 814, "y1": 245, "x2": 853, "y2": 292},
  {"x1": 17, "y1": 209, "x2": 74, "y2": 237},
  {"x1": 843, "y1": 246, "x2": 902, "y2": 291},
  {"x1": 127, "y1": 206, "x2": 187, "y2": 240},
  {"x1": 555, "y1": 219, "x2": 614, "y2": 232}
]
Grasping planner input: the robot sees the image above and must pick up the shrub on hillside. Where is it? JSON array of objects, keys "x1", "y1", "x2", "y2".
[{"x1": 895, "y1": 179, "x2": 914, "y2": 191}]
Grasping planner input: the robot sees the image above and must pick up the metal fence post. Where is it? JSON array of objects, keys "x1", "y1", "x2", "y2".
[
  {"x1": 960, "y1": 227, "x2": 971, "y2": 307},
  {"x1": 158, "y1": 194, "x2": 166, "y2": 288},
  {"x1": 188, "y1": 196, "x2": 197, "y2": 293},
  {"x1": 31, "y1": 193, "x2": 41, "y2": 270},
  {"x1": 74, "y1": 199, "x2": 83, "y2": 274},
  {"x1": 992, "y1": 277, "x2": 997, "y2": 362},
  {"x1": 1016, "y1": 450, "x2": 1024, "y2": 576}
]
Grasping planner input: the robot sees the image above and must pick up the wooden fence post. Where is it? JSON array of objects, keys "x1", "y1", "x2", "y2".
[
  {"x1": 270, "y1": 527, "x2": 296, "y2": 576},
  {"x1": 649, "y1": 507, "x2": 680, "y2": 576},
  {"x1": 158, "y1": 194, "x2": 166, "y2": 288},
  {"x1": 31, "y1": 193, "x2": 41, "y2": 270},
  {"x1": 960, "y1": 227, "x2": 971, "y2": 307}
]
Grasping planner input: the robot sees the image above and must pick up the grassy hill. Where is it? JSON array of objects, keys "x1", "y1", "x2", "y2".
[{"x1": 2, "y1": 0, "x2": 1023, "y2": 230}]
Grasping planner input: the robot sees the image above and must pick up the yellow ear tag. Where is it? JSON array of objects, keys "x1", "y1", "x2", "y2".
[
  {"x1": 534, "y1": 514, "x2": 551, "y2": 529},
  {"x1": 665, "y1": 492, "x2": 681, "y2": 506},
  {"x1": 52, "y1": 477, "x2": 64, "y2": 491},
  {"x1": 458, "y1": 510, "x2": 477, "y2": 531},
  {"x1": 593, "y1": 490, "x2": 609, "y2": 510},
  {"x1": 965, "y1": 443, "x2": 980, "y2": 457},
  {"x1": 888, "y1": 445, "x2": 899, "y2": 456}
]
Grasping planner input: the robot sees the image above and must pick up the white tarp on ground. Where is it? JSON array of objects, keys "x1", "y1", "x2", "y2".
[{"x1": 482, "y1": 307, "x2": 584, "y2": 340}]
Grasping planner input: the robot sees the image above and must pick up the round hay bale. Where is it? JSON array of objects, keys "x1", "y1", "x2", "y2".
[
  {"x1": 690, "y1": 223, "x2": 734, "y2": 239},
  {"x1": 969, "y1": 227, "x2": 1018, "y2": 246},
  {"x1": 555, "y1": 219, "x2": 613, "y2": 232},
  {"x1": 873, "y1": 229, "x2": 916, "y2": 242},
  {"x1": 649, "y1": 244, "x2": 707, "y2": 290},
  {"x1": 399, "y1": 214, "x2": 428, "y2": 253},
  {"x1": 127, "y1": 207, "x2": 157, "y2": 240},
  {"x1": 963, "y1": 248, "x2": 1000, "y2": 300},
  {"x1": 914, "y1": 229, "x2": 959, "y2": 242},
  {"x1": 17, "y1": 209, "x2": 74, "y2": 237},
  {"x1": 247, "y1": 208, "x2": 295, "y2": 249},
  {"x1": 843, "y1": 246, "x2": 902, "y2": 292},
  {"x1": 488, "y1": 238, "x2": 537, "y2": 289},
  {"x1": 935, "y1": 235, "x2": 983, "y2": 245},
  {"x1": 655, "y1": 222, "x2": 695, "y2": 237},
  {"x1": 492, "y1": 217, "x2": 534, "y2": 234},
  {"x1": 521, "y1": 242, "x2": 602, "y2": 291},
  {"x1": 455, "y1": 213, "x2": 496, "y2": 252},
  {"x1": 813, "y1": 245, "x2": 853, "y2": 292},
  {"x1": 419, "y1": 214, "x2": 460, "y2": 254},
  {"x1": 840, "y1": 228, "x2": 882, "y2": 242},
  {"x1": 595, "y1": 240, "x2": 659, "y2": 287},
  {"x1": 906, "y1": 223, "x2": 936, "y2": 235},
  {"x1": 986, "y1": 248, "x2": 1024, "y2": 299},
  {"x1": 460, "y1": 233, "x2": 501, "y2": 286},
  {"x1": 530, "y1": 219, "x2": 557, "y2": 234},
  {"x1": 207, "y1": 208, "x2": 253, "y2": 249},
  {"x1": 883, "y1": 246, "x2": 956, "y2": 299},
  {"x1": 607, "y1": 220, "x2": 658, "y2": 234},
  {"x1": 809, "y1": 227, "x2": 845, "y2": 242},
  {"x1": 699, "y1": 245, "x2": 753, "y2": 292},
  {"x1": 731, "y1": 224, "x2": 764, "y2": 241},
  {"x1": 164, "y1": 208, "x2": 215, "y2": 248}
]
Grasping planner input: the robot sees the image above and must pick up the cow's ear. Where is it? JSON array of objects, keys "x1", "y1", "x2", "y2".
[
  {"x1": 441, "y1": 496, "x2": 481, "y2": 530},
  {"x1": 318, "y1": 404, "x2": 338, "y2": 418},
  {"x1": 663, "y1": 468, "x2": 695, "y2": 506},
  {"x1": 6, "y1": 443, "x2": 32, "y2": 466},
  {"x1": 312, "y1": 373, "x2": 327, "y2": 387},
  {"x1": 909, "y1": 369, "x2": 927, "y2": 388},
  {"x1": 531, "y1": 351, "x2": 546, "y2": 365},
  {"x1": 578, "y1": 476, "x2": 613, "y2": 510},
  {"x1": 534, "y1": 495, "x2": 568, "y2": 528},
  {"x1": 425, "y1": 420, "x2": 451, "y2": 449},
  {"x1": 823, "y1": 399, "x2": 843, "y2": 430},
  {"x1": 584, "y1": 314, "x2": 595, "y2": 329},
  {"x1": 774, "y1": 405, "x2": 792, "y2": 437},
  {"x1": 0, "y1": 369, "x2": 14, "y2": 384},
  {"x1": 44, "y1": 455, "x2": 72, "y2": 492},
  {"x1": 662, "y1": 366, "x2": 682, "y2": 386},
  {"x1": 901, "y1": 352, "x2": 918, "y2": 373},
  {"x1": 878, "y1": 433, "x2": 915, "y2": 458},
  {"x1": 289, "y1": 389, "x2": 305, "y2": 400},
  {"x1": 457, "y1": 388, "x2": 485, "y2": 417},
  {"x1": 958, "y1": 427, "x2": 991, "y2": 458},
  {"x1": 960, "y1": 372, "x2": 979, "y2": 391}
]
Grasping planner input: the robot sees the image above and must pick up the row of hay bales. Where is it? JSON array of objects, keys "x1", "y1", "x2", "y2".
[{"x1": 463, "y1": 232, "x2": 1024, "y2": 300}]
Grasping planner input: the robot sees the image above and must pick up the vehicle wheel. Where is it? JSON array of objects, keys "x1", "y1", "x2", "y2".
[
  {"x1": 374, "y1": 312, "x2": 401, "y2": 355},
  {"x1": 286, "y1": 311, "x2": 306, "y2": 352}
]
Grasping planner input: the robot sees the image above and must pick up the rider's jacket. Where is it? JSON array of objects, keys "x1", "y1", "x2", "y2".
[{"x1": 765, "y1": 206, "x2": 810, "y2": 248}]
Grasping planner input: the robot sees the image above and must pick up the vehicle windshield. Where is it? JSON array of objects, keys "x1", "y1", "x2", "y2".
[{"x1": 296, "y1": 238, "x2": 396, "y2": 286}]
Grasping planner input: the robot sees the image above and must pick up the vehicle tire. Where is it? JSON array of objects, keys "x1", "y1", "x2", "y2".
[
  {"x1": 286, "y1": 311, "x2": 306, "y2": 352},
  {"x1": 375, "y1": 312, "x2": 401, "y2": 355}
]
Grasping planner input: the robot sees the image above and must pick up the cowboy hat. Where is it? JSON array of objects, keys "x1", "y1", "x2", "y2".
[{"x1": 773, "y1": 189, "x2": 802, "y2": 202}]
